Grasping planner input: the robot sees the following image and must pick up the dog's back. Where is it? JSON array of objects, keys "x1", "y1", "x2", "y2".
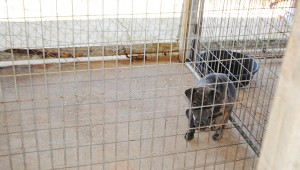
[{"x1": 196, "y1": 73, "x2": 236, "y2": 105}]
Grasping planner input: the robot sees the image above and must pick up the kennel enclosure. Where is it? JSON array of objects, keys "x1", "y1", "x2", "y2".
[{"x1": 0, "y1": 0, "x2": 293, "y2": 169}]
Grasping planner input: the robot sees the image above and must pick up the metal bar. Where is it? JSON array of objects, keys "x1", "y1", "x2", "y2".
[{"x1": 229, "y1": 114, "x2": 260, "y2": 156}]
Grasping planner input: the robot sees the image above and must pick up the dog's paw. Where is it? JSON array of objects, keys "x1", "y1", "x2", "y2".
[
  {"x1": 212, "y1": 133, "x2": 222, "y2": 141},
  {"x1": 185, "y1": 132, "x2": 194, "y2": 141}
]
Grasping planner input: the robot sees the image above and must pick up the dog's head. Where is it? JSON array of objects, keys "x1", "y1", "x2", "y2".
[{"x1": 185, "y1": 87, "x2": 222, "y2": 127}]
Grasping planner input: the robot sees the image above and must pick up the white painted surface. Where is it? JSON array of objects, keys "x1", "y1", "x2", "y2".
[
  {"x1": 0, "y1": 0, "x2": 183, "y2": 20},
  {"x1": 0, "y1": 55, "x2": 129, "y2": 67}
]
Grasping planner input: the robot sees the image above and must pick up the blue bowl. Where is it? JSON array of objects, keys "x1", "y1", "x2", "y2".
[{"x1": 196, "y1": 50, "x2": 259, "y2": 87}]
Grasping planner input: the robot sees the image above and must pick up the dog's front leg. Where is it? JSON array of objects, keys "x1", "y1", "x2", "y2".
[
  {"x1": 185, "y1": 109, "x2": 195, "y2": 141},
  {"x1": 212, "y1": 108, "x2": 230, "y2": 141},
  {"x1": 212, "y1": 107, "x2": 227, "y2": 141},
  {"x1": 212, "y1": 125, "x2": 225, "y2": 141}
]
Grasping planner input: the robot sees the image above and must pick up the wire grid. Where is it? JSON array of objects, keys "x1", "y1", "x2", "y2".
[
  {"x1": 187, "y1": 0, "x2": 293, "y2": 156},
  {"x1": 0, "y1": 0, "x2": 293, "y2": 169}
]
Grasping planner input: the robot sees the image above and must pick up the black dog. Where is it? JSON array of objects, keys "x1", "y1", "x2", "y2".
[{"x1": 185, "y1": 73, "x2": 236, "y2": 141}]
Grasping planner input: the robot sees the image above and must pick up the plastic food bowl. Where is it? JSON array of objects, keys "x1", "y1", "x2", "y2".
[{"x1": 196, "y1": 50, "x2": 259, "y2": 87}]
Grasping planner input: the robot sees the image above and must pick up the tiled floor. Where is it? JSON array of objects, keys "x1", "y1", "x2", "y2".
[{"x1": 0, "y1": 62, "x2": 261, "y2": 169}]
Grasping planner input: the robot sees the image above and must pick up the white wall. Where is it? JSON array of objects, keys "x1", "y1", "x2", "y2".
[{"x1": 0, "y1": 0, "x2": 183, "y2": 21}]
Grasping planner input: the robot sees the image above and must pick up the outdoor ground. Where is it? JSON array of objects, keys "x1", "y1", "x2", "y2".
[{"x1": 0, "y1": 59, "x2": 265, "y2": 170}]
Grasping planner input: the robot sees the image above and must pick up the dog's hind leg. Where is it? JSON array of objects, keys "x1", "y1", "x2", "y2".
[{"x1": 185, "y1": 110, "x2": 195, "y2": 141}]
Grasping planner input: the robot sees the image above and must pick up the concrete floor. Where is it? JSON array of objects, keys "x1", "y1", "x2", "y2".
[{"x1": 0, "y1": 61, "x2": 260, "y2": 170}]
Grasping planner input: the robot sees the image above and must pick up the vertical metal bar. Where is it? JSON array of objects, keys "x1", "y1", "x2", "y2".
[
  {"x1": 160, "y1": 0, "x2": 176, "y2": 167},
  {"x1": 244, "y1": 0, "x2": 268, "y2": 161},
  {"x1": 169, "y1": 0, "x2": 179, "y2": 169},
  {"x1": 173, "y1": 28, "x2": 188, "y2": 170},
  {"x1": 4, "y1": 1, "x2": 29, "y2": 169},
  {"x1": 181, "y1": 1, "x2": 200, "y2": 169},
  {"x1": 55, "y1": 0, "x2": 69, "y2": 168},
  {"x1": 231, "y1": 1, "x2": 257, "y2": 169},
  {"x1": 210, "y1": 0, "x2": 231, "y2": 167},
  {"x1": 178, "y1": 0, "x2": 192, "y2": 63},
  {"x1": 156, "y1": 0, "x2": 164, "y2": 168},
  {"x1": 0, "y1": 67, "x2": 13, "y2": 169},
  {"x1": 222, "y1": 0, "x2": 244, "y2": 167},
  {"x1": 242, "y1": 0, "x2": 262, "y2": 161},
  {"x1": 190, "y1": 0, "x2": 203, "y2": 63},
  {"x1": 138, "y1": 0, "x2": 149, "y2": 169},
  {"x1": 1, "y1": 3, "x2": 13, "y2": 166},
  {"x1": 115, "y1": 1, "x2": 120, "y2": 169},
  {"x1": 86, "y1": 0, "x2": 93, "y2": 169},
  {"x1": 189, "y1": 0, "x2": 204, "y2": 169},
  {"x1": 18, "y1": 1, "x2": 33, "y2": 169},
  {"x1": 148, "y1": 1, "x2": 157, "y2": 169},
  {"x1": 101, "y1": 1, "x2": 106, "y2": 169},
  {"x1": 127, "y1": 0, "x2": 134, "y2": 169}
]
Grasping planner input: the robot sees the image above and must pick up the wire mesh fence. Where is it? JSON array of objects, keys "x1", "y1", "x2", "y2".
[
  {"x1": 0, "y1": 0, "x2": 294, "y2": 169},
  {"x1": 185, "y1": 0, "x2": 292, "y2": 156}
]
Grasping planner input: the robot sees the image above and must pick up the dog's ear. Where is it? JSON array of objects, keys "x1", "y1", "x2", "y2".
[
  {"x1": 185, "y1": 88, "x2": 196, "y2": 99},
  {"x1": 209, "y1": 88, "x2": 222, "y2": 101}
]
